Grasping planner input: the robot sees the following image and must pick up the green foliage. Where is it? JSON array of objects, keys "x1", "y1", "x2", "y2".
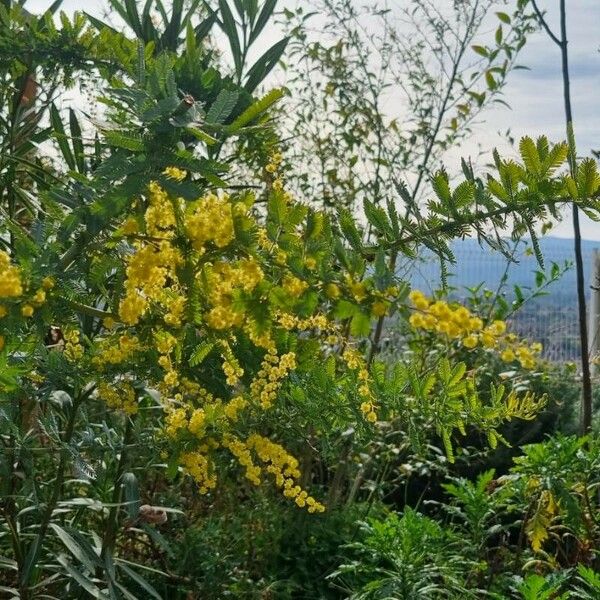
[{"x1": 331, "y1": 509, "x2": 479, "y2": 599}]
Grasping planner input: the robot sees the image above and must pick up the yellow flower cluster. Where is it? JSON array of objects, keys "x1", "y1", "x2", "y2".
[
  {"x1": 204, "y1": 259, "x2": 264, "y2": 330},
  {"x1": 97, "y1": 381, "x2": 138, "y2": 415},
  {"x1": 282, "y1": 274, "x2": 308, "y2": 298},
  {"x1": 180, "y1": 450, "x2": 217, "y2": 494},
  {"x1": 223, "y1": 395, "x2": 247, "y2": 422},
  {"x1": 164, "y1": 407, "x2": 189, "y2": 438},
  {"x1": 163, "y1": 166, "x2": 187, "y2": 181},
  {"x1": 343, "y1": 348, "x2": 377, "y2": 422},
  {"x1": 247, "y1": 434, "x2": 325, "y2": 512},
  {"x1": 325, "y1": 282, "x2": 341, "y2": 299},
  {"x1": 119, "y1": 243, "x2": 183, "y2": 326},
  {"x1": 63, "y1": 329, "x2": 84, "y2": 362},
  {"x1": 0, "y1": 251, "x2": 23, "y2": 297},
  {"x1": 277, "y1": 312, "x2": 331, "y2": 332},
  {"x1": 500, "y1": 340, "x2": 542, "y2": 370},
  {"x1": 92, "y1": 334, "x2": 140, "y2": 368},
  {"x1": 408, "y1": 290, "x2": 542, "y2": 370},
  {"x1": 346, "y1": 277, "x2": 368, "y2": 302},
  {"x1": 117, "y1": 181, "x2": 185, "y2": 326},
  {"x1": 106, "y1": 177, "x2": 355, "y2": 512},
  {"x1": 220, "y1": 341, "x2": 244, "y2": 386},
  {"x1": 223, "y1": 434, "x2": 262, "y2": 485},
  {"x1": 185, "y1": 192, "x2": 235, "y2": 252},
  {"x1": 250, "y1": 348, "x2": 297, "y2": 409},
  {"x1": 146, "y1": 181, "x2": 179, "y2": 236},
  {"x1": 265, "y1": 150, "x2": 285, "y2": 193}
]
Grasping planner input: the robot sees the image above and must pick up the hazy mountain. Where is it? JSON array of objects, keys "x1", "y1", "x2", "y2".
[{"x1": 406, "y1": 237, "x2": 600, "y2": 302}]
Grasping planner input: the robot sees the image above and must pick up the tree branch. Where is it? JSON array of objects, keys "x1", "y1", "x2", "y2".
[{"x1": 530, "y1": 0, "x2": 562, "y2": 46}]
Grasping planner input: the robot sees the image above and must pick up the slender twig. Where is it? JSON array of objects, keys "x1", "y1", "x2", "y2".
[{"x1": 530, "y1": 0, "x2": 562, "y2": 46}]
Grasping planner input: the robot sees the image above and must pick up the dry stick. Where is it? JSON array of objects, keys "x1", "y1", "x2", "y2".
[{"x1": 532, "y1": 0, "x2": 593, "y2": 434}]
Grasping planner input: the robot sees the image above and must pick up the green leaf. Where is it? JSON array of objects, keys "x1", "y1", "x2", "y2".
[
  {"x1": 56, "y1": 554, "x2": 104, "y2": 597},
  {"x1": 363, "y1": 199, "x2": 392, "y2": 238},
  {"x1": 496, "y1": 11, "x2": 511, "y2": 24},
  {"x1": 519, "y1": 136, "x2": 542, "y2": 176},
  {"x1": 472, "y1": 45, "x2": 488, "y2": 57},
  {"x1": 226, "y1": 88, "x2": 284, "y2": 132},
  {"x1": 219, "y1": 0, "x2": 243, "y2": 77},
  {"x1": 350, "y1": 310, "x2": 371, "y2": 337},
  {"x1": 244, "y1": 37, "x2": 289, "y2": 93},
  {"x1": 69, "y1": 109, "x2": 85, "y2": 173},
  {"x1": 50, "y1": 524, "x2": 100, "y2": 572},
  {"x1": 338, "y1": 208, "x2": 363, "y2": 251},
  {"x1": 103, "y1": 131, "x2": 145, "y2": 151},
  {"x1": 248, "y1": 0, "x2": 277, "y2": 45},
  {"x1": 206, "y1": 89, "x2": 240, "y2": 124},
  {"x1": 577, "y1": 158, "x2": 600, "y2": 199},
  {"x1": 189, "y1": 341, "x2": 215, "y2": 366},
  {"x1": 186, "y1": 127, "x2": 218, "y2": 145},
  {"x1": 495, "y1": 25, "x2": 503, "y2": 44},
  {"x1": 118, "y1": 563, "x2": 162, "y2": 600},
  {"x1": 333, "y1": 299, "x2": 357, "y2": 320},
  {"x1": 431, "y1": 171, "x2": 452, "y2": 203},
  {"x1": 50, "y1": 103, "x2": 75, "y2": 170},
  {"x1": 442, "y1": 429, "x2": 455, "y2": 463},
  {"x1": 122, "y1": 472, "x2": 140, "y2": 519}
]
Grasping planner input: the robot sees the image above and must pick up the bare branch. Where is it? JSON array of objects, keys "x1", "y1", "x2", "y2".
[{"x1": 530, "y1": 0, "x2": 562, "y2": 46}]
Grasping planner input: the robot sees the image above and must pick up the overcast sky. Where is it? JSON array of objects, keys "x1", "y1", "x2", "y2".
[{"x1": 28, "y1": 0, "x2": 600, "y2": 239}]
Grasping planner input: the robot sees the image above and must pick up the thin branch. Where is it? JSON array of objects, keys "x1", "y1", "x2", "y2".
[{"x1": 530, "y1": 0, "x2": 562, "y2": 46}]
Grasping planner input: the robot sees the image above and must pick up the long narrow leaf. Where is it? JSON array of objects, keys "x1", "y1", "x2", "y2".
[
  {"x1": 243, "y1": 37, "x2": 289, "y2": 93},
  {"x1": 50, "y1": 104, "x2": 75, "y2": 170},
  {"x1": 248, "y1": 0, "x2": 277, "y2": 45}
]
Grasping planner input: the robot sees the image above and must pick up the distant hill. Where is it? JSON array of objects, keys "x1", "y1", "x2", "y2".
[{"x1": 406, "y1": 237, "x2": 600, "y2": 303}]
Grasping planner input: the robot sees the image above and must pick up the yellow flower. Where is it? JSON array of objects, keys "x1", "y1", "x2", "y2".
[
  {"x1": 371, "y1": 300, "x2": 388, "y2": 317},
  {"x1": 283, "y1": 275, "x2": 308, "y2": 298},
  {"x1": 501, "y1": 348, "x2": 515, "y2": 362},
  {"x1": 0, "y1": 251, "x2": 23, "y2": 297},
  {"x1": 163, "y1": 166, "x2": 187, "y2": 181},
  {"x1": 489, "y1": 320, "x2": 507, "y2": 336},
  {"x1": 348, "y1": 280, "x2": 367, "y2": 302},
  {"x1": 21, "y1": 304, "x2": 34, "y2": 317},
  {"x1": 481, "y1": 333, "x2": 496, "y2": 349},
  {"x1": 41, "y1": 277, "x2": 55, "y2": 290},
  {"x1": 463, "y1": 334, "x2": 478, "y2": 349},
  {"x1": 185, "y1": 192, "x2": 234, "y2": 251},
  {"x1": 121, "y1": 217, "x2": 139, "y2": 235},
  {"x1": 32, "y1": 289, "x2": 46, "y2": 305},
  {"x1": 325, "y1": 283, "x2": 341, "y2": 299},
  {"x1": 409, "y1": 290, "x2": 429, "y2": 310},
  {"x1": 409, "y1": 313, "x2": 425, "y2": 329},
  {"x1": 304, "y1": 257, "x2": 317, "y2": 270}
]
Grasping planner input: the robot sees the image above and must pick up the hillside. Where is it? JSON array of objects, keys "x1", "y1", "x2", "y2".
[{"x1": 407, "y1": 236, "x2": 600, "y2": 302}]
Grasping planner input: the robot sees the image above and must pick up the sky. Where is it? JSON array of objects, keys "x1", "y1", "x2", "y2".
[{"x1": 27, "y1": 0, "x2": 600, "y2": 239}]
